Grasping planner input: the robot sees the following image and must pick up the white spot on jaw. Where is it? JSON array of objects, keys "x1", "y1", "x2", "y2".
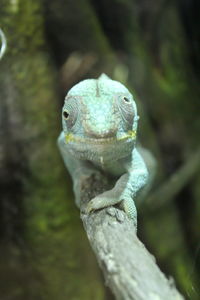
[{"x1": 149, "y1": 293, "x2": 161, "y2": 300}]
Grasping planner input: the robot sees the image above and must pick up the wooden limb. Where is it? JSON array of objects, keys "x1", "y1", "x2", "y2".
[
  {"x1": 80, "y1": 174, "x2": 184, "y2": 300},
  {"x1": 146, "y1": 146, "x2": 200, "y2": 210}
]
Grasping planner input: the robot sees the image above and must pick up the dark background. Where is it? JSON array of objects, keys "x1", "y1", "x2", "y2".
[{"x1": 0, "y1": 0, "x2": 199, "y2": 299}]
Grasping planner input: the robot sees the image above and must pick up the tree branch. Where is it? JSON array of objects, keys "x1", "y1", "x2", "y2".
[
  {"x1": 146, "y1": 146, "x2": 200, "y2": 210},
  {"x1": 79, "y1": 174, "x2": 185, "y2": 300}
]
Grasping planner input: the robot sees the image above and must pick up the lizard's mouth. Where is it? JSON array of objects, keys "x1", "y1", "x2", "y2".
[{"x1": 65, "y1": 130, "x2": 136, "y2": 145}]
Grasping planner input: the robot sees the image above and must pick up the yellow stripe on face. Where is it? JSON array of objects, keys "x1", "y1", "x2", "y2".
[
  {"x1": 65, "y1": 133, "x2": 75, "y2": 143},
  {"x1": 118, "y1": 130, "x2": 136, "y2": 141},
  {"x1": 65, "y1": 130, "x2": 137, "y2": 144},
  {"x1": 128, "y1": 130, "x2": 137, "y2": 139}
]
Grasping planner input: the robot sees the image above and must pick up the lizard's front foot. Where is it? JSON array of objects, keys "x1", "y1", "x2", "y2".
[
  {"x1": 120, "y1": 197, "x2": 137, "y2": 228},
  {"x1": 81, "y1": 195, "x2": 117, "y2": 214},
  {"x1": 82, "y1": 193, "x2": 137, "y2": 228}
]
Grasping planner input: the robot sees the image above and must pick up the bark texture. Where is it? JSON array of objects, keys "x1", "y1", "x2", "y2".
[{"x1": 80, "y1": 174, "x2": 184, "y2": 300}]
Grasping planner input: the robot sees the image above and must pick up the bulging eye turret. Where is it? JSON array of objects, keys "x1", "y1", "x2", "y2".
[
  {"x1": 62, "y1": 96, "x2": 80, "y2": 130},
  {"x1": 116, "y1": 93, "x2": 137, "y2": 130}
]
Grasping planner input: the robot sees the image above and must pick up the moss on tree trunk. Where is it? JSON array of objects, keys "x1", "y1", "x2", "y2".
[{"x1": 0, "y1": 1, "x2": 107, "y2": 299}]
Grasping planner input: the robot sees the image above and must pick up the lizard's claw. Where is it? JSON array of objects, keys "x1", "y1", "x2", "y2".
[
  {"x1": 80, "y1": 199, "x2": 96, "y2": 215},
  {"x1": 82, "y1": 196, "x2": 113, "y2": 215},
  {"x1": 85, "y1": 201, "x2": 95, "y2": 214},
  {"x1": 85, "y1": 197, "x2": 102, "y2": 214}
]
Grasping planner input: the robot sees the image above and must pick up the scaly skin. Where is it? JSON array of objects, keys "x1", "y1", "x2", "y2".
[{"x1": 57, "y1": 74, "x2": 148, "y2": 227}]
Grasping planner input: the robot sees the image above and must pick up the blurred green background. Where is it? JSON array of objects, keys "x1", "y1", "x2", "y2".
[{"x1": 0, "y1": 0, "x2": 199, "y2": 299}]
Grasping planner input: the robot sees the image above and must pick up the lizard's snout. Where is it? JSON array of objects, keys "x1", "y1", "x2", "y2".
[
  {"x1": 86, "y1": 128, "x2": 117, "y2": 139},
  {"x1": 83, "y1": 119, "x2": 118, "y2": 139}
]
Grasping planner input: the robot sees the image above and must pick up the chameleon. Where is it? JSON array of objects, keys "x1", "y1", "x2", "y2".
[{"x1": 57, "y1": 74, "x2": 149, "y2": 227}]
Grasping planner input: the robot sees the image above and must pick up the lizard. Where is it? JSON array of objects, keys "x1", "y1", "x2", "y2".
[{"x1": 57, "y1": 73, "x2": 149, "y2": 228}]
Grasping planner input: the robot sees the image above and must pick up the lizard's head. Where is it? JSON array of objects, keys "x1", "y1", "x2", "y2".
[{"x1": 62, "y1": 74, "x2": 139, "y2": 162}]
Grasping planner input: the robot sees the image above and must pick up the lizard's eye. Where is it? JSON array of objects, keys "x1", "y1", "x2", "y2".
[
  {"x1": 63, "y1": 111, "x2": 69, "y2": 119},
  {"x1": 123, "y1": 96, "x2": 131, "y2": 103}
]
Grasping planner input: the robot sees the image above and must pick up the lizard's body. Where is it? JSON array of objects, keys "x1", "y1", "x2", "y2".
[{"x1": 58, "y1": 74, "x2": 148, "y2": 227}]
